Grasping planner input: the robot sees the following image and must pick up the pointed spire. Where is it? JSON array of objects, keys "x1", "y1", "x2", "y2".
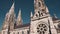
[
  {"x1": 46, "y1": 6, "x2": 49, "y2": 13},
  {"x1": 30, "y1": 11, "x2": 33, "y2": 18},
  {"x1": 54, "y1": 13, "x2": 57, "y2": 18},
  {"x1": 9, "y1": 2, "x2": 14, "y2": 14},
  {"x1": 18, "y1": 9, "x2": 21, "y2": 18},
  {"x1": 16, "y1": 9, "x2": 23, "y2": 26}
]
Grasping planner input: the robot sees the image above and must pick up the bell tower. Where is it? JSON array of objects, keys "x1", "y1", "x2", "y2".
[
  {"x1": 34, "y1": 0, "x2": 49, "y2": 18},
  {"x1": 30, "y1": 0, "x2": 57, "y2": 34},
  {"x1": 2, "y1": 2, "x2": 16, "y2": 34}
]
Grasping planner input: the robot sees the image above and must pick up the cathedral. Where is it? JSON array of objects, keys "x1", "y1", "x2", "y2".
[{"x1": 0, "y1": 0, "x2": 60, "y2": 34}]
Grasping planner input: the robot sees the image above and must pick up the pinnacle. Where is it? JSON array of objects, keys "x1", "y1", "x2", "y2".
[
  {"x1": 16, "y1": 9, "x2": 23, "y2": 26},
  {"x1": 17, "y1": 9, "x2": 21, "y2": 18},
  {"x1": 9, "y1": 2, "x2": 15, "y2": 14},
  {"x1": 54, "y1": 13, "x2": 57, "y2": 18},
  {"x1": 30, "y1": 11, "x2": 33, "y2": 17}
]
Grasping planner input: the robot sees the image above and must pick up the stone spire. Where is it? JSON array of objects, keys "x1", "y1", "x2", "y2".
[
  {"x1": 2, "y1": 2, "x2": 15, "y2": 30},
  {"x1": 8, "y1": 2, "x2": 15, "y2": 31},
  {"x1": 9, "y1": 3, "x2": 14, "y2": 14},
  {"x1": 30, "y1": 11, "x2": 33, "y2": 18},
  {"x1": 16, "y1": 9, "x2": 23, "y2": 26},
  {"x1": 54, "y1": 13, "x2": 57, "y2": 18},
  {"x1": 45, "y1": 6, "x2": 49, "y2": 14}
]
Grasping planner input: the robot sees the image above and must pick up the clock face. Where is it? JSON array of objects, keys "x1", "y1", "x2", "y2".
[{"x1": 37, "y1": 23, "x2": 47, "y2": 34}]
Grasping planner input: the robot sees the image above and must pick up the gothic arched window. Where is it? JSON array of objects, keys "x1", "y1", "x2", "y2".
[
  {"x1": 58, "y1": 23, "x2": 60, "y2": 28},
  {"x1": 36, "y1": 14, "x2": 38, "y2": 17},
  {"x1": 22, "y1": 31, "x2": 24, "y2": 34},
  {"x1": 17, "y1": 32, "x2": 19, "y2": 34},
  {"x1": 38, "y1": 2, "x2": 41, "y2": 7},
  {"x1": 42, "y1": 9, "x2": 45, "y2": 11},
  {"x1": 41, "y1": 13, "x2": 43, "y2": 16},
  {"x1": 27, "y1": 30, "x2": 29, "y2": 34},
  {"x1": 38, "y1": 11, "x2": 40, "y2": 17}
]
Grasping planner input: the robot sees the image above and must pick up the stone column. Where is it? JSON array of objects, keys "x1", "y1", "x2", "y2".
[
  {"x1": 48, "y1": 17, "x2": 57, "y2": 34},
  {"x1": 19, "y1": 31, "x2": 22, "y2": 34},
  {"x1": 24, "y1": 30, "x2": 27, "y2": 34},
  {"x1": 15, "y1": 31, "x2": 17, "y2": 34}
]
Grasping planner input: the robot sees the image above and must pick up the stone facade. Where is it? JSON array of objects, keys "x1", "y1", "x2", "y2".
[{"x1": 0, "y1": 0, "x2": 60, "y2": 34}]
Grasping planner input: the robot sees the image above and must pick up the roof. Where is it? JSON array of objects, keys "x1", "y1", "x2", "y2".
[
  {"x1": 15, "y1": 23, "x2": 30, "y2": 29},
  {"x1": 52, "y1": 17, "x2": 59, "y2": 21}
]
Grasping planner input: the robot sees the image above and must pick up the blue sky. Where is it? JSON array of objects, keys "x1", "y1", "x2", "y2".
[{"x1": 0, "y1": 0, "x2": 60, "y2": 30}]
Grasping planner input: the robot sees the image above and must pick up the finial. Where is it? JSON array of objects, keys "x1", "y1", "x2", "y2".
[
  {"x1": 17, "y1": 9, "x2": 22, "y2": 21},
  {"x1": 9, "y1": 2, "x2": 15, "y2": 14},
  {"x1": 46, "y1": 6, "x2": 49, "y2": 13},
  {"x1": 54, "y1": 13, "x2": 57, "y2": 18},
  {"x1": 16, "y1": 9, "x2": 23, "y2": 26},
  {"x1": 30, "y1": 11, "x2": 33, "y2": 17},
  {"x1": 18, "y1": 9, "x2": 21, "y2": 18}
]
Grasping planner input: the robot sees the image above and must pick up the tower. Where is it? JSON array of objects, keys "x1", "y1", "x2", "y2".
[
  {"x1": 2, "y1": 3, "x2": 16, "y2": 34},
  {"x1": 8, "y1": 3, "x2": 16, "y2": 31},
  {"x1": 16, "y1": 9, "x2": 23, "y2": 26},
  {"x1": 2, "y1": 12, "x2": 10, "y2": 34},
  {"x1": 33, "y1": 0, "x2": 49, "y2": 18},
  {"x1": 2, "y1": 2, "x2": 16, "y2": 34},
  {"x1": 30, "y1": 0, "x2": 57, "y2": 34}
]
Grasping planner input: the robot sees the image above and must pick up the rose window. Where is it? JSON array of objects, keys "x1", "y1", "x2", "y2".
[{"x1": 37, "y1": 23, "x2": 47, "y2": 34}]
